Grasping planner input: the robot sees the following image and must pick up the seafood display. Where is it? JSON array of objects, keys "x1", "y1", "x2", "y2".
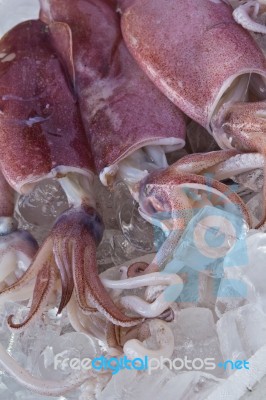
[
  {"x1": 120, "y1": 0, "x2": 266, "y2": 226},
  {"x1": 0, "y1": 0, "x2": 266, "y2": 399},
  {"x1": 120, "y1": 0, "x2": 266, "y2": 150},
  {"x1": 41, "y1": 0, "x2": 253, "y2": 273}
]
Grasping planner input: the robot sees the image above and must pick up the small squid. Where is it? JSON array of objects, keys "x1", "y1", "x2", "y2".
[
  {"x1": 118, "y1": 0, "x2": 266, "y2": 225},
  {"x1": 0, "y1": 20, "x2": 143, "y2": 332},
  {"x1": 39, "y1": 0, "x2": 250, "y2": 275}
]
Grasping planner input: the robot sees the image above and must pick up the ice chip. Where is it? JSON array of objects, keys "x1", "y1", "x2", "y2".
[
  {"x1": 170, "y1": 308, "x2": 224, "y2": 378},
  {"x1": 217, "y1": 304, "x2": 266, "y2": 368}
]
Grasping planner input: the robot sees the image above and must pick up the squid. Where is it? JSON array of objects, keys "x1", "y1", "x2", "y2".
[
  {"x1": 0, "y1": 20, "x2": 144, "y2": 334},
  {"x1": 39, "y1": 0, "x2": 250, "y2": 274},
  {"x1": 118, "y1": 0, "x2": 266, "y2": 153},
  {"x1": 118, "y1": 0, "x2": 266, "y2": 226}
]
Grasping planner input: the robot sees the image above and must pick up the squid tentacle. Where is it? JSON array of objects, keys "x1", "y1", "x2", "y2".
[
  {"x1": 73, "y1": 238, "x2": 143, "y2": 327},
  {"x1": 72, "y1": 241, "x2": 98, "y2": 314},
  {"x1": 2, "y1": 204, "x2": 144, "y2": 331},
  {"x1": 53, "y1": 238, "x2": 74, "y2": 314},
  {"x1": 7, "y1": 261, "x2": 57, "y2": 331},
  {"x1": 0, "y1": 238, "x2": 53, "y2": 303},
  {"x1": 102, "y1": 272, "x2": 183, "y2": 318},
  {"x1": 135, "y1": 161, "x2": 252, "y2": 274},
  {"x1": 123, "y1": 319, "x2": 175, "y2": 360},
  {"x1": 233, "y1": 1, "x2": 266, "y2": 34},
  {"x1": 0, "y1": 340, "x2": 97, "y2": 396},
  {"x1": 67, "y1": 294, "x2": 105, "y2": 339}
]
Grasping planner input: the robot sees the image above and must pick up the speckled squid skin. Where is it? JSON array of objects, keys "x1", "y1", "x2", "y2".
[
  {"x1": 120, "y1": 0, "x2": 266, "y2": 129},
  {"x1": 0, "y1": 20, "x2": 94, "y2": 193},
  {"x1": 40, "y1": 0, "x2": 186, "y2": 176},
  {"x1": 0, "y1": 169, "x2": 14, "y2": 217}
]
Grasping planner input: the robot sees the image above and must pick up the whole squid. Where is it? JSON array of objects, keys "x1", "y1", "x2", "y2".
[
  {"x1": 40, "y1": 0, "x2": 252, "y2": 265},
  {"x1": 118, "y1": 0, "x2": 266, "y2": 225},
  {"x1": 0, "y1": 20, "x2": 146, "y2": 333}
]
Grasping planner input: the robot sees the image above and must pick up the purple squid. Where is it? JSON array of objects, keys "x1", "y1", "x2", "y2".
[
  {"x1": 0, "y1": 20, "x2": 143, "y2": 333},
  {"x1": 39, "y1": 0, "x2": 250, "y2": 275},
  {"x1": 119, "y1": 0, "x2": 266, "y2": 151},
  {"x1": 118, "y1": 0, "x2": 266, "y2": 225},
  {"x1": 39, "y1": 0, "x2": 189, "y2": 323},
  {"x1": 40, "y1": 0, "x2": 186, "y2": 187}
]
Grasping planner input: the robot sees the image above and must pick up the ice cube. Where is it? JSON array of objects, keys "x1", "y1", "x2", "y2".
[
  {"x1": 98, "y1": 368, "x2": 222, "y2": 400},
  {"x1": 234, "y1": 169, "x2": 263, "y2": 193},
  {"x1": 97, "y1": 230, "x2": 152, "y2": 273},
  {"x1": 0, "y1": 302, "x2": 83, "y2": 400},
  {"x1": 17, "y1": 179, "x2": 68, "y2": 228},
  {"x1": 216, "y1": 231, "x2": 266, "y2": 316},
  {"x1": 94, "y1": 179, "x2": 119, "y2": 230},
  {"x1": 171, "y1": 308, "x2": 224, "y2": 378},
  {"x1": 97, "y1": 367, "x2": 175, "y2": 400},
  {"x1": 217, "y1": 304, "x2": 266, "y2": 365},
  {"x1": 175, "y1": 266, "x2": 220, "y2": 309},
  {"x1": 114, "y1": 181, "x2": 157, "y2": 252},
  {"x1": 157, "y1": 372, "x2": 222, "y2": 400}
]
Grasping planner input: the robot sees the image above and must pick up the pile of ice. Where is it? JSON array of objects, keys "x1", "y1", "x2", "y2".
[{"x1": 0, "y1": 175, "x2": 265, "y2": 400}]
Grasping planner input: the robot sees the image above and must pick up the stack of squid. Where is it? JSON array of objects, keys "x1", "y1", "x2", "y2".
[{"x1": 0, "y1": 0, "x2": 265, "y2": 395}]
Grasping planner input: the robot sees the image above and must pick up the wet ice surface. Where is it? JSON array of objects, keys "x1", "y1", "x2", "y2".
[
  {"x1": 98, "y1": 367, "x2": 222, "y2": 400},
  {"x1": 3, "y1": 179, "x2": 266, "y2": 400},
  {"x1": 6, "y1": 182, "x2": 266, "y2": 399},
  {"x1": 170, "y1": 308, "x2": 225, "y2": 378},
  {"x1": 217, "y1": 304, "x2": 266, "y2": 366},
  {"x1": 16, "y1": 179, "x2": 69, "y2": 244},
  {"x1": 0, "y1": 177, "x2": 158, "y2": 398},
  {"x1": 0, "y1": 302, "x2": 72, "y2": 400},
  {"x1": 95, "y1": 181, "x2": 158, "y2": 272},
  {"x1": 0, "y1": 301, "x2": 110, "y2": 400}
]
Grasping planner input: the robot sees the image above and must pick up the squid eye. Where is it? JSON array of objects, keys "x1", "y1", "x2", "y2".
[
  {"x1": 146, "y1": 199, "x2": 158, "y2": 214},
  {"x1": 144, "y1": 196, "x2": 167, "y2": 216}
]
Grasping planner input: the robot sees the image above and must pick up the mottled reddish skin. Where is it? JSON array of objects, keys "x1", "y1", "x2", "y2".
[
  {"x1": 6, "y1": 205, "x2": 143, "y2": 330},
  {"x1": 0, "y1": 169, "x2": 14, "y2": 216},
  {"x1": 40, "y1": 0, "x2": 186, "y2": 175},
  {"x1": 0, "y1": 19, "x2": 144, "y2": 329},
  {"x1": 140, "y1": 168, "x2": 251, "y2": 220},
  {"x1": 120, "y1": 0, "x2": 266, "y2": 128},
  {"x1": 0, "y1": 20, "x2": 93, "y2": 193},
  {"x1": 41, "y1": 0, "x2": 255, "y2": 271},
  {"x1": 170, "y1": 150, "x2": 239, "y2": 175}
]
